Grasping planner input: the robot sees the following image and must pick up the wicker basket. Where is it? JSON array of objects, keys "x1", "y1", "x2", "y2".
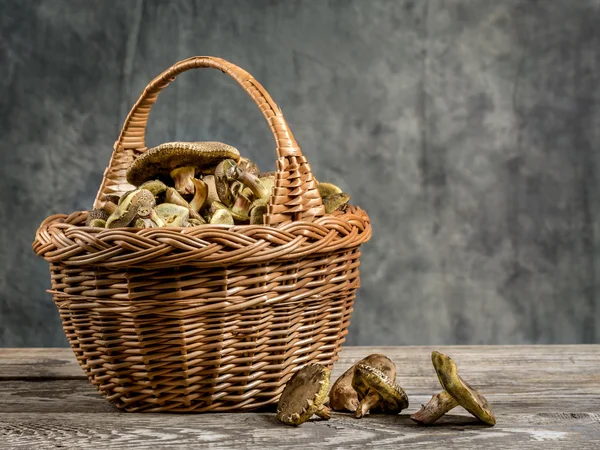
[{"x1": 33, "y1": 56, "x2": 371, "y2": 412}]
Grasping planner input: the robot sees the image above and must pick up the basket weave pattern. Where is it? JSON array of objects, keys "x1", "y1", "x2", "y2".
[{"x1": 33, "y1": 57, "x2": 371, "y2": 412}]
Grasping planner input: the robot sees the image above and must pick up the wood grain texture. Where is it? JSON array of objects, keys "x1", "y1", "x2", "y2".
[{"x1": 0, "y1": 346, "x2": 599, "y2": 448}]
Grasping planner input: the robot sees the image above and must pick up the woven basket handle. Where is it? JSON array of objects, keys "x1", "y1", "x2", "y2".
[{"x1": 94, "y1": 56, "x2": 325, "y2": 225}]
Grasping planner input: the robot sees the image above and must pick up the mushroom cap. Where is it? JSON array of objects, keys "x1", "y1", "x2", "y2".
[
  {"x1": 209, "y1": 208, "x2": 234, "y2": 225},
  {"x1": 155, "y1": 203, "x2": 190, "y2": 227},
  {"x1": 85, "y1": 208, "x2": 109, "y2": 226},
  {"x1": 352, "y1": 364, "x2": 408, "y2": 414},
  {"x1": 105, "y1": 189, "x2": 154, "y2": 228},
  {"x1": 318, "y1": 182, "x2": 343, "y2": 198},
  {"x1": 126, "y1": 141, "x2": 240, "y2": 186},
  {"x1": 238, "y1": 156, "x2": 261, "y2": 176},
  {"x1": 323, "y1": 193, "x2": 350, "y2": 214},
  {"x1": 432, "y1": 351, "x2": 496, "y2": 426},
  {"x1": 276, "y1": 364, "x2": 331, "y2": 426},
  {"x1": 330, "y1": 354, "x2": 396, "y2": 412},
  {"x1": 249, "y1": 204, "x2": 267, "y2": 225},
  {"x1": 139, "y1": 179, "x2": 168, "y2": 197}
]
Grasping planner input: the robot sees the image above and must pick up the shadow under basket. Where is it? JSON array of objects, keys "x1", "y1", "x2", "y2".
[{"x1": 32, "y1": 56, "x2": 371, "y2": 412}]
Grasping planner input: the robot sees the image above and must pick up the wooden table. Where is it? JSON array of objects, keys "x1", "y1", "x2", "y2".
[{"x1": 1, "y1": 346, "x2": 599, "y2": 449}]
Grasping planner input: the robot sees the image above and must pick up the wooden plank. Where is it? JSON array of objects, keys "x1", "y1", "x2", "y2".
[
  {"x1": 0, "y1": 412, "x2": 599, "y2": 449},
  {"x1": 0, "y1": 348, "x2": 84, "y2": 380},
  {"x1": 1, "y1": 346, "x2": 599, "y2": 448},
  {"x1": 1, "y1": 379, "x2": 598, "y2": 415},
  {"x1": 2, "y1": 345, "x2": 600, "y2": 381}
]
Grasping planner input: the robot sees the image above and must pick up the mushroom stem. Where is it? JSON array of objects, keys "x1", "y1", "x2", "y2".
[
  {"x1": 354, "y1": 389, "x2": 382, "y2": 419},
  {"x1": 165, "y1": 187, "x2": 203, "y2": 221},
  {"x1": 410, "y1": 390, "x2": 459, "y2": 425},
  {"x1": 236, "y1": 169, "x2": 269, "y2": 200},
  {"x1": 189, "y1": 178, "x2": 208, "y2": 212},
  {"x1": 102, "y1": 201, "x2": 118, "y2": 215},
  {"x1": 315, "y1": 405, "x2": 331, "y2": 420},
  {"x1": 170, "y1": 166, "x2": 196, "y2": 196}
]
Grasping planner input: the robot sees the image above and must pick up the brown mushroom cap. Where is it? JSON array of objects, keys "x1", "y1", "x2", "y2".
[
  {"x1": 353, "y1": 364, "x2": 408, "y2": 415},
  {"x1": 433, "y1": 351, "x2": 496, "y2": 426},
  {"x1": 330, "y1": 354, "x2": 396, "y2": 413},
  {"x1": 126, "y1": 141, "x2": 240, "y2": 187},
  {"x1": 323, "y1": 192, "x2": 350, "y2": 214},
  {"x1": 85, "y1": 209, "x2": 109, "y2": 227},
  {"x1": 276, "y1": 364, "x2": 331, "y2": 426}
]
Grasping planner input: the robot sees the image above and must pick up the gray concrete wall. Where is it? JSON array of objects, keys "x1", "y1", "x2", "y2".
[{"x1": 1, "y1": 0, "x2": 599, "y2": 346}]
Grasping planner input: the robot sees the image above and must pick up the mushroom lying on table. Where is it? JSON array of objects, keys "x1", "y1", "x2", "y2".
[
  {"x1": 126, "y1": 141, "x2": 240, "y2": 196},
  {"x1": 352, "y1": 362, "x2": 408, "y2": 418},
  {"x1": 276, "y1": 364, "x2": 331, "y2": 426},
  {"x1": 329, "y1": 354, "x2": 397, "y2": 413},
  {"x1": 410, "y1": 351, "x2": 496, "y2": 426}
]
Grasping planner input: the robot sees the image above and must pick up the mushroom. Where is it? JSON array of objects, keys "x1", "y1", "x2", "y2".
[
  {"x1": 187, "y1": 217, "x2": 206, "y2": 227},
  {"x1": 209, "y1": 208, "x2": 234, "y2": 225},
  {"x1": 85, "y1": 209, "x2": 109, "y2": 228},
  {"x1": 165, "y1": 187, "x2": 204, "y2": 221},
  {"x1": 201, "y1": 175, "x2": 219, "y2": 211},
  {"x1": 238, "y1": 156, "x2": 261, "y2": 176},
  {"x1": 106, "y1": 189, "x2": 161, "y2": 228},
  {"x1": 317, "y1": 182, "x2": 342, "y2": 198},
  {"x1": 352, "y1": 363, "x2": 408, "y2": 418},
  {"x1": 410, "y1": 351, "x2": 496, "y2": 426},
  {"x1": 234, "y1": 166, "x2": 269, "y2": 201},
  {"x1": 276, "y1": 364, "x2": 331, "y2": 426},
  {"x1": 330, "y1": 354, "x2": 397, "y2": 413},
  {"x1": 103, "y1": 194, "x2": 121, "y2": 206},
  {"x1": 189, "y1": 178, "x2": 208, "y2": 212},
  {"x1": 249, "y1": 204, "x2": 267, "y2": 225},
  {"x1": 229, "y1": 193, "x2": 251, "y2": 223},
  {"x1": 154, "y1": 203, "x2": 190, "y2": 227},
  {"x1": 323, "y1": 192, "x2": 350, "y2": 214},
  {"x1": 139, "y1": 179, "x2": 168, "y2": 197},
  {"x1": 133, "y1": 217, "x2": 159, "y2": 228},
  {"x1": 214, "y1": 159, "x2": 239, "y2": 207},
  {"x1": 125, "y1": 141, "x2": 240, "y2": 195}
]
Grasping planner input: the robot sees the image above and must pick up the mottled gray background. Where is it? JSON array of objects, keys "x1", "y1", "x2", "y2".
[{"x1": 1, "y1": 0, "x2": 599, "y2": 347}]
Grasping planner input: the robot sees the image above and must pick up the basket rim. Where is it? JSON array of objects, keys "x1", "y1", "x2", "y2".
[{"x1": 33, "y1": 205, "x2": 371, "y2": 270}]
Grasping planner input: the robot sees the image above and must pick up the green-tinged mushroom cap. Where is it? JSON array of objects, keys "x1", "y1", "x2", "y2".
[
  {"x1": 352, "y1": 364, "x2": 408, "y2": 418},
  {"x1": 249, "y1": 204, "x2": 267, "y2": 225},
  {"x1": 318, "y1": 182, "x2": 343, "y2": 198},
  {"x1": 155, "y1": 203, "x2": 190, "y2": 227},
  {"x1": 209, "y1": 208, "x2": 234, "y2": 225},
  {"x1": 276, "y1": 364, "x2": 331, "y2": 426},
  {"x1": 410, "y1": 351, "x2": 496, "y2": 426},
  {"x1": 139, "y1": 179, "x2": 169, "y2": 197},
  {"x1": 323, "y1": 193, "x2": 350, "y2": 214},
  {"x1": 126, "y1": 141, "x2": 240, "y2": 195}
]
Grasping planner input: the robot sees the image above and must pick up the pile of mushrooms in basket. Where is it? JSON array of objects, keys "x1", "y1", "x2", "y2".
[{"x1": 86, "y1": 141, "x2": 350, "y2": 228}]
